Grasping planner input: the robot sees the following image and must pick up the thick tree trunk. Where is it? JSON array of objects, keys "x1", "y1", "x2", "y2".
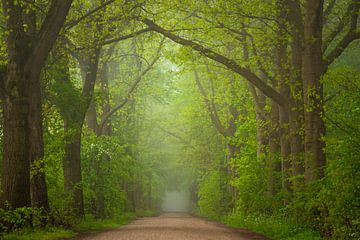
[
  {"x1": 1, "y1": 0, "x2": 73, "y2": 210},
  {"x1": 27, "y1": 0, "x2": 73, "y2": 209},
  {"x1": 1, "y1": 70, "x2": 31, "y2": 208},
  {"x1": 302, "y1": 0, "x2": 326, "y2": 182}
]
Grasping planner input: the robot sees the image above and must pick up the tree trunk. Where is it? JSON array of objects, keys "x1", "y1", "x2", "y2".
[
  {"x1": 28, "y1": 73, "x2": 49, "y2": 210},
  {"x1": 249, "y1": 85, "x2": 268, "y2": 160},
  {"x1": 302, "y1": 0, "x2": 326, "y2": 182},
  {"x1": 100, "y1": 63, "x2": 112, "y2": 136},
  {"x1": 63, "y1": 120, "x2": 84, "y2": 216},
  {"x1": 1, "y1": 69, "x2": 31, "y2": 208},
  {"x1": 279, "y1": 106, "x2": 292, "y2": 193},
  {"x1": 268, "y1": 101, "x2": 280, "y2": 196},
  {"x1": 62, "y1": 48, "x2": 100, "y2": 216},
  {"x1": 85, "y1": 98, "x2": 106, "y2": 218},
  {"x1": 286, "y1": 0, "x2": 305, "y2": 190},
  {"x1": 86, "y1": 99, "x2": 99, "y2": 134},
  {"x1": 1, "y1": 0, "x2": 73, "y2": 210},
  {"x1": 276, "y1": 0, "x2": 292, "y2": 194},
  {"x1": 94, "y1": 163, "x2": 105, "y2": 218},
  {"x1": 91, "y1": 62, "x2": 114, "y2": 218},
  {"x1": 225, "y1": 141, "x2": 239, "y2": 208}
]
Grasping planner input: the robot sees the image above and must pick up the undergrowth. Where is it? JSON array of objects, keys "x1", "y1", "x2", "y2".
[
  {"x1": 224, "y1": 212, "x2": 322, "y2": 240},
  {"x1": 1, "y1": 211, "x2": 146, "y2": 240}
]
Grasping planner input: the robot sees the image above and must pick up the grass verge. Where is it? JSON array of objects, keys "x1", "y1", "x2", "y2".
[
  {"x1": 2, "y1": 227, "x2": 75, "y2": 240},
  {"x1": 74, "y1": 212, "x2": 136, "y2": 233},
  {"x1": 2, "y1": 212, "x2": 143, "y2": 240},
  {"x1": 223, "y1": 212, "x2": 322, "y2": 240}
]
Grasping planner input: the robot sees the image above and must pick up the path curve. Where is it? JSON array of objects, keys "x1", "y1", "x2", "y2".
[{"x1": 78, "y1": 213, "x2": 269, "y2": 240}]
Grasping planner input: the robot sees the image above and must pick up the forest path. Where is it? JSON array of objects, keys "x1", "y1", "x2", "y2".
[{"x1": 77, "y1": 213, "x2": 269, "y2": 240}]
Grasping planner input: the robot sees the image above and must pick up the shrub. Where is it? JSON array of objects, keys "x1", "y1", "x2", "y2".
[{"x1": 0, "y1": 207, "x2": 46, "y2": 233}]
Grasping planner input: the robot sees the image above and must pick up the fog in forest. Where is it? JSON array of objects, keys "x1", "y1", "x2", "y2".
[
  {"x1": 1, "y1": 1, "x2": 360, "y2": 239},
  {"x1": 162, "y1": 190, "x2": 190, "y2": 213}
]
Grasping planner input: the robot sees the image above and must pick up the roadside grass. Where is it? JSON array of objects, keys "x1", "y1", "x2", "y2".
[
  {"x1": 2, "y1": 227, "x2": 75, "y2": 240},
  {"x1": 74, "y1": 212, "x2": 136, "y2": 233},
  {"x1": 2, "y1": 211, "x2": 149, "y2": 240},
  {"x1": 224, "y1": 213, "x2": 322, "y2": 240}
]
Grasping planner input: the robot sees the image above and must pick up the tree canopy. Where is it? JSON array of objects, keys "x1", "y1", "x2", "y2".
[{"x1": 0, "y1": 0, "x2": 359, "y2": 239}]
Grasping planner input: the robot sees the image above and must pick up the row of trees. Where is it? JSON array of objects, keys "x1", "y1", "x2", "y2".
[
  {"x1": 0, "y1": 0, "x2": 167, "y2": 225},
  {"x1": 0, "y1": 0, "x2": 359, "y2": 239},
  {"x1": 136, "y1": 0, "x2": 360, "y2": 238},
  {"x1": 142, "y1": 0, "x2": 359, "y2": 188}
]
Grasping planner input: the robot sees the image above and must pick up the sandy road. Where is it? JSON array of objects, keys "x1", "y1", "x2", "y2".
[{"x1": 78, "y1": 213, "x2": 269, "y2": 240}]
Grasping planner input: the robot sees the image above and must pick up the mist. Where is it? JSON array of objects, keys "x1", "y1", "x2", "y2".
[{"x1": 162, "y1": 190, "x2": 190, "y2": 213}]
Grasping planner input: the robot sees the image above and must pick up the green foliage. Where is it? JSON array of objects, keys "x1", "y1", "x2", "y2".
[
  {"x1": 231, "y1": 144, "x2": 271, "y2": 215},
  {"x1": 1, "y1": 213, "x2": 138, "y2": 240},
  {"x1": 81, "y1": 131, "x2": 133, "y2": 218},
  {"x1": 2, "y1": 227, "x2": 75, "y2": 240},
  {"x1": 197, "y1": 171, "x2": 223, "y2": 220},
  {"x1": 74, "y1": 213, "x2": 135, "y2": 232},
  {"x1": 321, "y1": 66, "x2": 360, "y2": 239},
  {"x1": 1, "y1": 1, "x2": 360, "y2": 240},
  {"x1": 224, "y1": 212, "x2": 322, "y2": 240},
  {"x1": 0, "y1": 207, "x2": 46, "y2": 233},
  {"x1": 323, "y1": 142, "x2": 360, "y2": 239}
]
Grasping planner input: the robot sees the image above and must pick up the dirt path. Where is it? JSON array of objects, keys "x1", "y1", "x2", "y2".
[{"x1": 77, "y1": 213, "x2": 269, "y2": 240}]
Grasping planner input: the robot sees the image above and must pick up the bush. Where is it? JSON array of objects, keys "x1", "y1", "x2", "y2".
[
  {"x1": 224, "y1": 211, "x2": 322, "y2": 240},
  {"x1": 0, "y1": 207, "x2": 46, "y2": 233},
  {"x1": 2, "y1": 227, "x2": 75, "y2": 240},
  {"x1": 197, "y1": 170, "x2": 223, "y2": 220}
]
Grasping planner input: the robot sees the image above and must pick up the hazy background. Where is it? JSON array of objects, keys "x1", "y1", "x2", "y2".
[{"x1": 162, "y1": 190, "x2": 190, "y2": 212}]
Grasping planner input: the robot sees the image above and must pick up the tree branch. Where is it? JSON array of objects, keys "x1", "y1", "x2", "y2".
[
  {"x1": 65, "y1": 0, "x2": 116, "y2": 30},
  {"x1": 155, "y1": 125, "x2": 195, "y2": 149},
  {"x1": 323, "y1": 0, "x2": 360, "y2": 71},
  {"x1": 194, "y1": 70, "x2": 228, "y2": 137},
  {"x1": 26, "y1": 0, "x2": 73, "y2": 77},
  {"x1": 141, "y1": 18, "x2": 288, "y2": 108},
  {"x1": 102, "y1": 28, "x2": 151, "y2": 45},
  {"x1": 248, "y1": 83, "x2": 267, "y2": 120},
  {"x1": 324, "y1": 32, "x2": 360, "y2": 71},
  {"x1": 323, "y1": 2, "x2": 354, "y2": 52},
  {"x1": 246, "y1": 32, "x2": 275, "y2": 82},
  {"x1": 98, "y1": 39, "x2": 164, "y2": 131},
  {"x1": 323, "y1": 0, "x2": 337, "y2": 24}
]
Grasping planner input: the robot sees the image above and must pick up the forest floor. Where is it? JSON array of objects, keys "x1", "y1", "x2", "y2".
[{"x1": 76, "y1": 213, "x2": 269, "y2": 240}]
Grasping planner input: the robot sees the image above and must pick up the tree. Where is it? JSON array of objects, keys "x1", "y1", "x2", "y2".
[{"x1": 0, "y1": 0, "x2": 73, "y2": 210}]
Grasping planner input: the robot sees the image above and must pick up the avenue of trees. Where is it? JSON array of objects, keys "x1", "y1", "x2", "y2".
[{"x1": 0, "y1": 0, "x2": 359, "y2": 239}]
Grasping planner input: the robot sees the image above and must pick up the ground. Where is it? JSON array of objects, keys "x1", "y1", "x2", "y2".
[{"x1": 77, "y1": 213, "x2": 269, "y2": 240}]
